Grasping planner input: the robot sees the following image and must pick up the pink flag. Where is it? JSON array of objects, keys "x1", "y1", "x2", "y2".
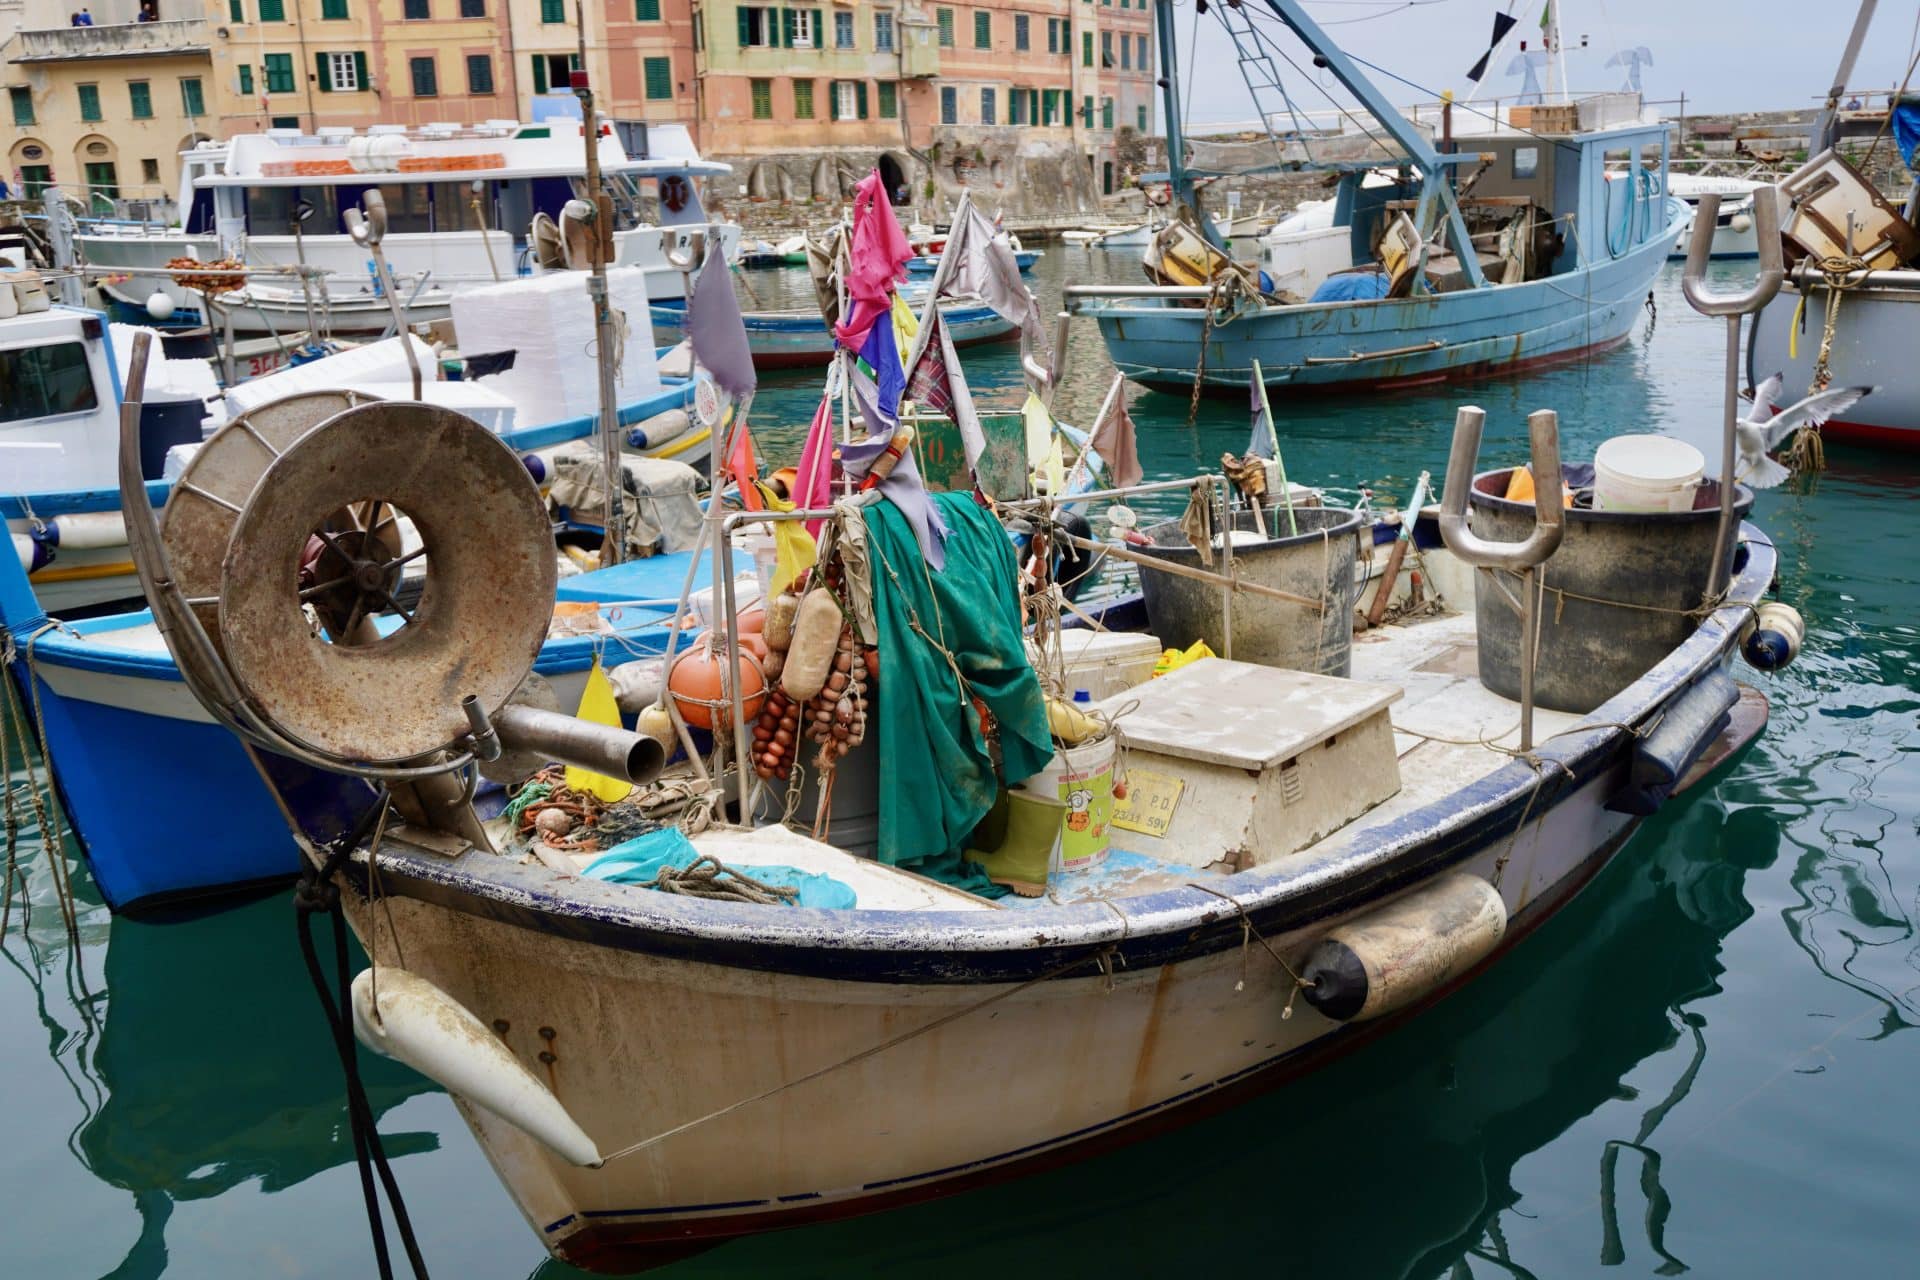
[
  {"x1": 1089, "y1": 385, "x2": 1143, "y2": 489},
  {"x1": 832, "y1": 170, "x2": 914, "y2": 352},
  {"x1": 795, "y1": 391, "x2": 835, "y2": 538}
]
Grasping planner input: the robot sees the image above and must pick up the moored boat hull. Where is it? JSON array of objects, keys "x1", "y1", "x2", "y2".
[
  {"x1": 1078, "y1": 207, "x2": 1682, "y2": 395},
  {"x1": 1747, "y1": 276, "x2": 1920, "y2": 450},
  {"x1": 649, "y1": 300, "x2": 1019, "y2": 371}
]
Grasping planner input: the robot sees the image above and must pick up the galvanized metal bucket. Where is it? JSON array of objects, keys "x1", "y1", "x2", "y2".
[
  {"x1": 1470, "y1": 465, "x2": 1753, "y2": 713},
  {"x1": 1137, "y1": 505, "x2": 1363, "y2": 676}
]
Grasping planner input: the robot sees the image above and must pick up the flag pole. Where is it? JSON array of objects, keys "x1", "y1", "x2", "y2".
[
  {"x1": 1252, "y1": 358, "x2": 1297, "y2": 536},
  {"x1": 1066, "y1": 371, "x2": 1126, "y2": 494}
]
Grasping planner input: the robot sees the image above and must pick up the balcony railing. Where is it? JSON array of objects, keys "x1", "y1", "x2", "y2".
[{"x1": 9, "y1": 19, "x2": 209, "y2": 63}]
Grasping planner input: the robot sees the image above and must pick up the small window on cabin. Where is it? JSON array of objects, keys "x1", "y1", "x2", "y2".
[
  {"x1": 1511, "y1": 146, "x2": 1539, "y2": 180},
  {"x1": 0, "y1": 343, "x2": 99, "y2": 424}
]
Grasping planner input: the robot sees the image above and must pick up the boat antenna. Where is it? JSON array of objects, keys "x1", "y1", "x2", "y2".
[
  {"x1": 574, "y1": 0, "x2": 628, "y2": 567},
  {"x1": 1810, "y1": 1, "x2": 1880, "y2": 154}
]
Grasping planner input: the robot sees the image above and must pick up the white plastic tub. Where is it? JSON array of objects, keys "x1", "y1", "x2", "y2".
[{"x1": 1593, "y1": 435, "x2": 1704, "y2": 513}]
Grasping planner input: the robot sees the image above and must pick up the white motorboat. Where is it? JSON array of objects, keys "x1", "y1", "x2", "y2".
[
  {"x1": 1664, "y1": 173, "x2": 1770, "y2": 260},
  {"x1": 75, "y1": 122, "x2": 739, "y2": 335}
]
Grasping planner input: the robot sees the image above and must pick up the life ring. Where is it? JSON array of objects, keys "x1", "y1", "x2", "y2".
[
  {"x1": 660, "y1": 174, "x2": 691, "y2": 214},
  {"x1": 1146, "y1": 184, "x2": 1171, "y2": 207}
]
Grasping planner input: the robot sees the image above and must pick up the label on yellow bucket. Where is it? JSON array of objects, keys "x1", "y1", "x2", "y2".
[
  {"x1": 1053, "y1": 741, "x2": 1115, "y2": 871},
  {"x1": 1112, "y1": 769, "x2": 1185, "y2": 839}
]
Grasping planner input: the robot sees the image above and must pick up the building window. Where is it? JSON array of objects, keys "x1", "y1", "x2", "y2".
[
  {"x1": 270, "y1": 114, "x2": 300, "y2": 128},
  {"x1": 835, "y1": 10, "x2": 853, "y2": 48},
  {"x1": 1082, "y1": 93, "x2": 1092, "y2": 126},
  {"x1": 410, "y1": 57, "x2": 437, "y2": 96},
  {"x1": 874, "y1": 11, "x2": 893, "y2": 51},
  {"x1": 1014, "y1": 14, "x2": 1028, "y2": 51},
  {"x1": 791, "y1": 8, "x2": 815, "y2": 47},
  {"x1": 402, "y1": 0, "x2": 426, "y2": 18},
  {"x1": 142, "y1": 157, "x2": 161, "y2": 184},
  {"x1": 974, "y1": 11, "x2": 990, "y2": 48},
  {"x1": 1137, "y1": 103, "x2": 1147, "y2": 131},
  {"x1": 1137, "y1": 35, "x2": 1147, "y2": 71},
  {"x1": 85, "y1": 162, "x2": 118, "y2": 201},
  {"x1": 1083, "y1": 30, "x2": 1093, "y2": 66},
  {"x1": 238, "y1": 64, "x2": 253, "y2": 94},
  {"x1": 532, "y1": 52, "x2": 577, "y2": 92},
  {"x1": 644, "y1": 56, "x2": 672, "y2": 100},
  {"x1": 1101, "y1": 95, "x2": 1113, "y2": 129},
  {"x1": 321, "y1": 51, "x2": 360, "y2": 92},
  {"x1": 738, "y1": 6, "x2": 773, "y2": 47},
  {"x1": 323, "y1": 0, "x2": 349, "y2": 17},
  {"x1": 540, "y1": 0, "x2": 564, "y2": 23},
  {"x1": 940, "y1": 85, "x2": 956, "y2": 125},
  {"x1": 264, "y1": 53, "x2": 295, "y2": 94},
  {"x1": 19, "y1": 165, "x2": 53, "y2": 198},
  {"x1": 936, "y1": 7, "x2": 953, "y2": 47},
  {"x1": 461, "y1": 0, "x2": 485, "y2": 13},
  {"x1": 1046, "y1": 17, "x2": 1058, "y2": 53},
  {"x1": 467, "y1": 54, "x2": 494, "y2": 94},
  {"x1": 793, "y1": 77, "x2": 814, "y2": 118},
  {"x1": 980, "y1": 87, "x2": 995, "y2": 125},
  {"x1": 229, "y1": 0, "x2": 243, "y2": 20},
  {"x1": 832, "y1": 79, "x2": 863, "y2": 120},
  {"x1": 78, "y1": 84, "x2": 102, "y2": 122},
  {"x1": 128, "y1": 81, "x2": 154, "y2": 119},
  {"x1": 635, "y1": 0, "x2": 660, "y2": 17},
  {"x1": 259, "y1": 0, "x2": 285, "y2": 19},
  {"x1": 1009, "y1": 86, "x2": 1026, "y2": 125},
  {"x1": 750, "y1": 77, "x2": 772, "y2": 119},
  {"x1": 1120, "y1": 34, "x2": 1130, "y2": 70},
  {"x1": 877, "y1": 80, "x2": 897, "y2": 118},
  {"x1": 8, "y1": 87, "x2": 30, "y2": 126}
]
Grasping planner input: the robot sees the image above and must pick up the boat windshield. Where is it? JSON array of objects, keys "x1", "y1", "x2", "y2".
[{"x1": 0, "y1": 341, "x2": 97, "y2": 424}]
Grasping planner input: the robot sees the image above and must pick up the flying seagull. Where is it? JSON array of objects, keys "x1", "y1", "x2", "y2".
[{"x1": 1736, "y1": 373, "x2": 1874, "y2": 488}]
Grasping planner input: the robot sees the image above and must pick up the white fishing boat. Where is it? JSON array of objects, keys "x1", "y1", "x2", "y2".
[
  {"x1": 99, "y1": 189, "x2": 1808, "y2": 1273},
  {"x1": 74, "y1": 121, "x2": 739, "y2": 335},
  {"x1": 1664, "y1": 173, "x2": 1770, "y2": 259}
]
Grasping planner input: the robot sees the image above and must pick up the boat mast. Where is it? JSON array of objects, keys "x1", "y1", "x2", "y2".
[
  {"x1": 575, "y1": 0, "x2": 627, "y2": 567},
  {"x1": 1252, "y1": 0, "x2": 1486, "y2": 289},
  {"x1": 1810, "y1": 0, "x2": 1879, "y2": 154},
  {"x1": 1152, "y1": 0, "x2": 1223, "y2": 249},
  {"x1": 1543, "y1": 0, "x2": 1569, "y2": 104}
]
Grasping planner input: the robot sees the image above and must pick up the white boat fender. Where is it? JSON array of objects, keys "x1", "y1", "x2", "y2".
[
  {"x1": 32, "y1": 511, "x2": 130, "y2": 551},
  {"x1": 626, "y1": 407, "x2": 691, "y2": 451},
  {"x1": 1742, "y1": 601, "x2": 1803, "y2": 671},
  {"x1": 350, "y1": 967, "x2": 604, "y2": 1168},
  {"x1": 1299, "y1": 873, "x2": 1507, "y2": 1022},
  {"x1": 11, "y1": 531, "x2": 53, "y2": 574}
]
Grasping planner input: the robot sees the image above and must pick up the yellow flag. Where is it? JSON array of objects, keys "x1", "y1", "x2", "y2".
[
  {"x1": 1023, "y1": 393, "x2": 1066, "y2": 496},
  {"x1": 890, "y1": 292, "x2": 920, "y2": 355},
  {"x1": 565, "y1": 658, "x2": 633, "y2": 803},
  {"x1": 754, "y1": 480, "x2": 817, "y2": 594}
]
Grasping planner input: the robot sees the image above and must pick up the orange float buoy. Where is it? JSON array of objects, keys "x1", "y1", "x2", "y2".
[{"x1": 667, "y1": 637, "x2": 768, "y2": 730}]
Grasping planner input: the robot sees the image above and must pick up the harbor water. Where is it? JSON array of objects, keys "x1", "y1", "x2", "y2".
[{"x1": 3, "y1": 248, "x2": 1917, "y2": 1277}]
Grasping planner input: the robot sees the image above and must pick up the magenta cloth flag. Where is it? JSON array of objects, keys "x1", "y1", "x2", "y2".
[
  {"x1": 832, "y1": 170, "x2": 914, "y2": 352},
  {"x1": 795, "y1": 390, "x2": 836, "y2": 538},
  {"x1": 687, "y1": 245, "x2": 756, "y2": 399}
]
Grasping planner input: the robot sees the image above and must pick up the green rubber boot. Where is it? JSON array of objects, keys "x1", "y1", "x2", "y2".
[{"x1": 966, "y1": 787, "x2": 1064, "y2": 898}]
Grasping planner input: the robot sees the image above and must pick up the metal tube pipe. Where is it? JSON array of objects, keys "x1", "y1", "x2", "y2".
[{"x1": 493, "y1": 704, "x2": 664, "y2": 785}]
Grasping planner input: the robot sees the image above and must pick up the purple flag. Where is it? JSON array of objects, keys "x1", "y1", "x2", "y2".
[{"x1": 687, "y1": 246, "x2": 756, "y2": 400}]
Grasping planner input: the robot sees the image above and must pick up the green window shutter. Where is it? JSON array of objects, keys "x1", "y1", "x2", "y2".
[
  {"x1": 644, "y1": 56, "x2": 672, "y2": 100},
  {"x1": 781, "y1": 8, "x2": 794, "y2": 46},
  {"x1": 1083, "y1": 31, "x2": 1091, "y2": 67},
  {"x1": 1137, "y1": 104, "x2": 1146, "y2": 131},
  {"x1": 1082, "y1": 94, "x2": 1091, "y2": 126},
  {"x1": 322, "y1": 0, "x2": 347, "y2": 18},
  {"x1": 315, "y1": 52, "x2": 331, "y2": 91},
  {"x1": 856, "y1": 80, "x2": 867, "y2": 118},
  {"x1": 828, "y1": 79, "x2": 839, "y2": 120},
  {"x1": 540, "y1": 0, "x2": 563, "y2": 22},
  {"x1": 532, "y1": 55, "x2": 548, "y2": 93},
  {"x1": 812, "y1": 9, "x2": 824, "y2": 50},
  {"x1": 636, "y1": 0, "x2": 660, "y2": 18},
  {"x1": 1102, "y1": 97, "x2": 1113, "y2": 129},
  {"x1": 974, "y1": 11, "x2": 988, "y2": 47},
  {"x1": 737, "y1": 6, "x2": 752, "y2": 46},
  {"x1": 78, "y1": 83, "x2": 100, "y2": 121},
  {"x1": 354, "y1": 50, "x2": 369, "y2": 88},
  {"x1": 238, "y1": 64, "x2": 253, "y2": 95},
  {"x1": 129, "y1": 82, "x2": 152, "y2": 119},
  {"x1": 259, "y1": 0, "x2": 284, "y2": 19},
  {"x1": 229, "y1": 0, "x2": 243, "y2": 19},
  {"x1": 877, "y1": 81, "x2": 896, "y2": 118}
]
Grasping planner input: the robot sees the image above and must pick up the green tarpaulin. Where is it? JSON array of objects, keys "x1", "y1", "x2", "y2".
[{"x1": 863, "y1": 491, "x2": 1053, "y2": 891}]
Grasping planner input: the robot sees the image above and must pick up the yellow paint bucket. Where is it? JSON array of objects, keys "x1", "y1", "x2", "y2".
[{"x1": 1043, "y1": 735, "x2": 1116, "y2": 871}]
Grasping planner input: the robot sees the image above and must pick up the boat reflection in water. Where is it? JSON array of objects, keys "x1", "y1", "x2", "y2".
[
  {"x1": 10, "y1": 895, "x2": 435, "y2": 1279},
  {"x1": 559, "y1": 789, "x2": 1776, "y2": 1279}
]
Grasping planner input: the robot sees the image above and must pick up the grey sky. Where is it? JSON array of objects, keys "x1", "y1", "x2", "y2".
[{"x1": 1176, "y1": 0, "x2": 1920, "y2": 125}]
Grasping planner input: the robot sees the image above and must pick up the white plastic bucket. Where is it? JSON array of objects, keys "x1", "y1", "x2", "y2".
[
  {"x1": 1037, "y1": 735, "x2": 1116, "y2": 872},
  {"x1": 1593, "y1": 435, "x2": 1704, "y2": 514}
]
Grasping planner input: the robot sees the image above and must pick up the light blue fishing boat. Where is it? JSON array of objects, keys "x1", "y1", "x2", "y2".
[
  {"x1": 1067, "y1": 0, "x2": 1686, "y2": 394},
  {"x1": 906, "y1": 248, "x2": 1040, "y2": 275}
]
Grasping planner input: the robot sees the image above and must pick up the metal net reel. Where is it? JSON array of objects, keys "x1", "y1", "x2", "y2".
[{"x1": 214, "y1": 400, "x2": 557, "y2": 769}]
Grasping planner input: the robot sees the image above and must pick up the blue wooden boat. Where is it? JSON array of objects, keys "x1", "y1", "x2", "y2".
[
  {"x1": 648, "y1": 296, "x2": 1017, "y2": 370},
  {"x1": 905, "y1": 248, "x2": 1039, "y2": 275},
  {"x1": 1068, "y1": 0, "x2": 1686, "y2": 395}
]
